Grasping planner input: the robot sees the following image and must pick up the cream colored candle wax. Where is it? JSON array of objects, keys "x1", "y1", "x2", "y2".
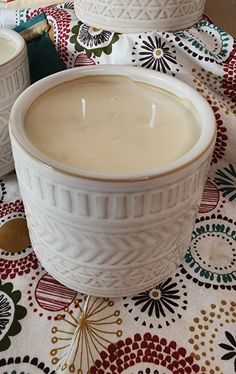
[
  {"x1": 25, "y1": 76, "x2": 201, "y2": 173},
  {"x1": 0, "y1": 37, "x2": 17, "y2": 65}
]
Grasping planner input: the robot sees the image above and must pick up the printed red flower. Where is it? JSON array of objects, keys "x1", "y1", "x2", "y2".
[{"x1": 89, "y1": 333, "x2": 201, "y2": 373}]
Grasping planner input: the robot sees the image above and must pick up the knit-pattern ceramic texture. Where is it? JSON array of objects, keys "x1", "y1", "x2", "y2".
[
  {"x1": 12, "y1": 134, "x2": 213, "y2": 296},
  {"x1": 74, "y1": 0, "x2": 206, "y2": 32},
  {"x1": 0, "y1": 47, "x2": 30, "y2": 176}
]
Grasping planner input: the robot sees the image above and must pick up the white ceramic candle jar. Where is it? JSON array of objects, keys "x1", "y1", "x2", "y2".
[
  {"x1": 74, "y1": 0, "x2": 206, "y2": 33},
  {"x1": 9, "y1": 66, "x2": 216, "y2": 297},
  {"x1": 0, "y1": 27, "x2": 30, "y2": 176}
]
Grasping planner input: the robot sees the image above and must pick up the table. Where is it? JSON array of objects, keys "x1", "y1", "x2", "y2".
[{"x1": 0, "y1": 4, "x2": 236, "y2": 373}]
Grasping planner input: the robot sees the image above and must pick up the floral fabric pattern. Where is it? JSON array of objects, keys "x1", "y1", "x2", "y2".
[
  {"x1": 123, "y1": 273, "x2": 188, "y2": 329},
  {"x1": 89, "y1": 333, "x2": 201, "y2": 373},
  {"x1": 133, "y1": 35, "x2": 178, "y2": 73},
  {"x1": 132, "y1": 278, "x2": 181, "y2": 318},
  {"x1": 175, "y1": 20, "x2": 233, "y2": 61},
  {"x1": 182, "y1": 214, "x2": 236, "y2": 290},
  {"x1": 0, "y1": 181, "x2": 6, "y2": 204},
  {"x1": 0, "y1": 280, "x2": 27, "y2": 351},
  {"x1": 219, "y1": 331, "x2": 236, "y2": 372},
  {"x1": 215, "y1": 164, "x2": 236, "y2": 201},
  {"x1": 131, "y1": 33, "x2": 183, "y2": 77},
  {"x1": 70, "y1": 21, "x2": 120, "y2": 57},
  {"x1": 50, "y1": 297, "x2": 122, "y2": 372}
]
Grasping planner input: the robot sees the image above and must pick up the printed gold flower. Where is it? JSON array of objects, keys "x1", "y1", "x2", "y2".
[{"x1": 50, "y1": 296, "x2": 122, "y2": 373}]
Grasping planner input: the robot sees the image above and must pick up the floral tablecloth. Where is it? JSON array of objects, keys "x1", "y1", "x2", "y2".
[{"x1": 0, "y1": 4, "x2": 236, "y2": 374}]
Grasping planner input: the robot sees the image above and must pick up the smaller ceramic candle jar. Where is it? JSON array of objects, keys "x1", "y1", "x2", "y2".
[
  {"x1": 9, "y1": 66, "x2": 216, "y2": 297},
  {"x1": 74, "y1": 0, "x2": 206, "y2": 33},
  {"x1": 0, "y1": 27, "x2": 30, "y2": 176}
]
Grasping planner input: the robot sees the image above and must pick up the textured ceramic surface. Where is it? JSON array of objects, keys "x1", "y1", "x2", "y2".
[
  {"x1": 74, "y1": 0, "x2": 206, "y2": 33},
  {"x1": 0, "y1": 27, "x2": 30, "y2": 176},
  {"x1": 9, "y1": 66, "x2": 216, "y2": 297}
]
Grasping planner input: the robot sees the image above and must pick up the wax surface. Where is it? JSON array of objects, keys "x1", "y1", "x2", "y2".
[
  {"x1": 25, "y1": 76, "x2": 201, "y2": 173},
  {"x1": 0, "y1": 37, "x2": 16, "y2": 65}
]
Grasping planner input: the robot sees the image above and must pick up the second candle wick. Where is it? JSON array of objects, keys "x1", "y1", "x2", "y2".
[
  {"x1": 149, "y1": 102, "x2": 157, "y2": 128},
  {"x1": 81, "y1": 98, "x2": 86, "y2": 123}
]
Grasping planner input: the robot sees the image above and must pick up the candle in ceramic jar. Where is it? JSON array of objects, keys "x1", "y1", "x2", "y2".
[
  {"x1": 25, "y1": 76, "x2": 201, "y2": 173},
  {"x1": 0, "y1": 37, "x2": 17, "y2": 65}
]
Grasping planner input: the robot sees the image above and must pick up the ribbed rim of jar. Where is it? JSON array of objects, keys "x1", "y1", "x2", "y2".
[
  {"x1": 9, "y1": 65, "x2": 216, "y2": 182},
  {"x1": 0, "y1": 27, "x2": 26, "y2": 68}
]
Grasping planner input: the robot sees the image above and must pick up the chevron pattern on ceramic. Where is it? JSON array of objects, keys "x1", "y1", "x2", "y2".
[
  {"x1": 0, "y1": 151, "x2": 14, "y2": 176},
  {"x1": 24, "y1": 197, "x2": 194, "y2": 264},
  {"x1": 28, "y1": 223, "x2": 190, "y2": 296},
  {"x1": 0, "y1": 109, "x2": 10, "y2": 141},
  {"x1": 21, "y1": 191, "x2": 195, "y2": 296},
  {"x1": 0, "y1": 109, "x2": 14, "y2": 175},
  {"x1": 0, "y1": 147, "x2": 13, "y2": 164}
]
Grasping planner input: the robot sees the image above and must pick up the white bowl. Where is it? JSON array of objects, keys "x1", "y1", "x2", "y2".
[
  {"x1": 0, "y1": 27, "x2": 30, "y2": 176},
  {"x1": 74, "y1": 0, "x2": 206, "y2": 33},
  {"x1": 9, "y1": 65, "x2": 216, "y2": 297}
]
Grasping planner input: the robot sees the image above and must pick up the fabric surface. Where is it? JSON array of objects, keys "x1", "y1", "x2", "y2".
[
  {"x1": 0, "y1": 3, "x2": 236, "y2": 374},
  {"x1": 14, "y1": 13, "x2": 66, "y2": 83}
]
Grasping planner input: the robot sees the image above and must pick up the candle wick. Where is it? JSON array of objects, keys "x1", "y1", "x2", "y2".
[
  {"x1": 149, "y1": 102, "x2": 157, "y2": 128},
  {"x1": 81, "y1": 98, "x2": 86, "y2": 124}
]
